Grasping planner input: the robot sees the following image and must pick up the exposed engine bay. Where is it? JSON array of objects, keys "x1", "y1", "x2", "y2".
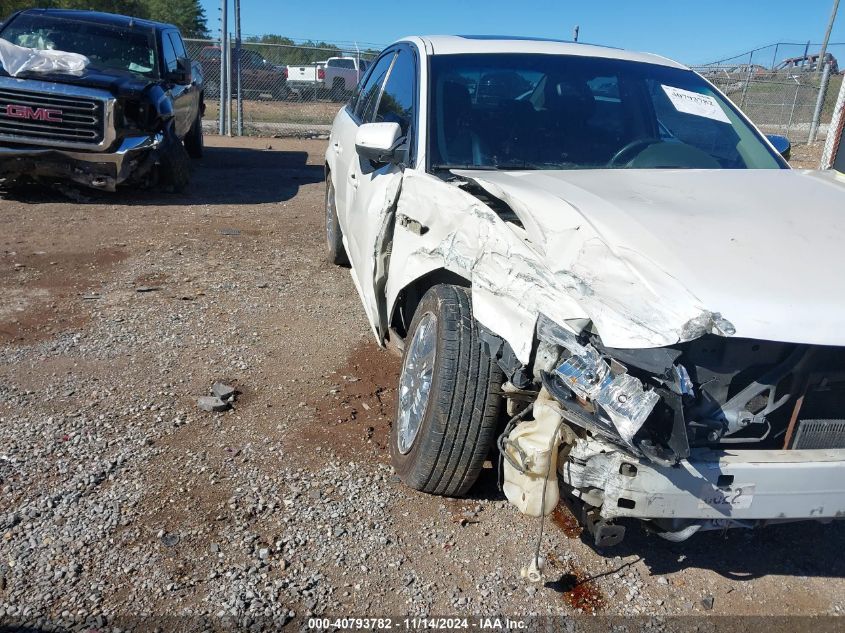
[{"x1": 495, "y1": 314, "x2": 845, "y2": 547}]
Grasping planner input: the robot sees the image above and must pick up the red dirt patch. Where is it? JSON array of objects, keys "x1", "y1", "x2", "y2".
[
  {"x1": 304, "y1": 340, "x2": 401, "y2": 460},
  {"x1": 0, "y1": 247, "x2": 127, "y2": 343}
]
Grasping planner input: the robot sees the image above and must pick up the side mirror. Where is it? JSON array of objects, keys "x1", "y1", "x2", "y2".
[
  {"x1": 355, "y1": 122, "x2": 404, "y2": 164},
  {"x1": 767, "y1": 134, "x2": 791, "y2": 161},
  {"x1": 166, "y1": 57, "x2": 192, "y2": 85}
]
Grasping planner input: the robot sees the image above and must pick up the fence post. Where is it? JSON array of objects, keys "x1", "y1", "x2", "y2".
[
  {"x1": 218, "y1": 0, "x2": 227, "y2": 135},
  {"x1": 234, "y1": 0, "x2": 242, "y2": 136},
  {"x1": 225, "y1": 30, "x2": 232, "y2": 136},
  {"x1": 808, "y1": 61, "x2": 832, "y2": 143},
  {"x1": 740, "y1": 51, "x2": 754, "y2": 108},
  {"x1": 821, "y1": 71, "x2": 845, "y2": 168}
]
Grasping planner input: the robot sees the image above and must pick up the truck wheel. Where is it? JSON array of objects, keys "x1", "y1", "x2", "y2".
[
  {"x1": 158, "y1": 131, "x2": 192, "y2": 193},
  {"x1": 391, "y1": 285, "x2": 504, "y2": 497},
  {"x1": 330, "y1": 78, "x2": 345, "y2": 101},
  {"x1": 325, "y1": 175, "x2": 349, "y2": 266},
  {"x1": 184, "y1": 110, "x2": 204, "y2": 159}
]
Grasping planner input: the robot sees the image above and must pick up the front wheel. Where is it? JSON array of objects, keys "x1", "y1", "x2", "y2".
[
  {"x1": 325, "y1": 175, "x2": 349, "y2": 266},
  {"x1": 390, "y1": 285, "x2": 504, "y2": 497},
  {"x1": 184, "y1": 108, "x2": 204, "y2": 159}
]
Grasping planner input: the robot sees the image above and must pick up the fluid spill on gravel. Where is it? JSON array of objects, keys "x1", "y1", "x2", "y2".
[
  {"x1": 551, "y1": 504, "x2": 583, "y2": 538},
  {"x1": 546, "y1": 551, "x2": 606, "y2": 613}
]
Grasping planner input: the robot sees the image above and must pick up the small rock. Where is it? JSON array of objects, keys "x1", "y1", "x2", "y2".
[
  {"x1": 701, "y1": 595, "x2": 715, "y2": 610},
  {"x1": 160, "y1": 532, "x2": 180, "y2": 547},
  {"x1": 135, "y1": 286, "x2": 161, "y2": 293},
  {"x1": 657, "y1": 576, "x2": 669, "y2": 585},
  {"x1": 198, "y1": 396, "x2": 229, "y2": 412},
  {"x1": 211, "y1": 382, "x2": 237, "y2": 401}
]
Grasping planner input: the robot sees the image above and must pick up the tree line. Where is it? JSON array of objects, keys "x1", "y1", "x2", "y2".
[
  {"x1": 241, "y1": 34, "x2": 380, "y2": 66},
  {"x1": 0, "y1": 1, "x2": 383, "y2": 64},
  {"x1": 0, "y1": 0, "x2": 208, "y2": 37}
]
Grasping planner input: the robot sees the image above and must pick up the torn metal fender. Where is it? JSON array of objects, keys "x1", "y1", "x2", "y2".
[{"x1": 385, "y1": 170, "x2": 587, "y2": 362}]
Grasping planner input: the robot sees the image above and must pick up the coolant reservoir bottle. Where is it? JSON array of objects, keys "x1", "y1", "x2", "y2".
[{"x1": 502, "y1": 390, "x2": 564, "y2": 517}]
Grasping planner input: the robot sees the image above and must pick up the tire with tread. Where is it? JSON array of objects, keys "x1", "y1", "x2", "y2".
[
  {"x1": 158, "y1": 130, "x2": 192, "y2": 193},
  {"x1": 391, "y1": 284, "x2": 503, "y2": 497},
  {"x1": 184, "y1": 108, "x2": 204, "y2": 159},
  {"x1": 325, "y1": 175, "x2": 349, "y2": 266}
]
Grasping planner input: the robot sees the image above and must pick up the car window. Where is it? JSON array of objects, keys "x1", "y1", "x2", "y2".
[
  {"x1": 376, "y1": 48, "x2": 415, "y2": 137},
  {"x1": 168, "y1": 31, "x2": 187, "y2": 59},
  {"x1": 161, "y1": 31, "x2": 178, "y2": 73},
  {"x1": 429, "y1": 53, "x2": 783, "y2": 170},
  {"x1": 353, "y1": 52, "x2": 395, "y2": 122},
  {"x1": 241, "y1": 49, "x2": 262, "y2": 68},
  {"x1": 0, "y1": 12, "x2": 158, "y2": 77}
]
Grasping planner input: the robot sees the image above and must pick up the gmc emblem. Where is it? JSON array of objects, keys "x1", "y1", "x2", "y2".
[{"x1": 0, "y1": 104, "x2": 63, "y2": 123}]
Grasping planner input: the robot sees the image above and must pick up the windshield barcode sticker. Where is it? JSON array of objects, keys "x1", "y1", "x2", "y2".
[{"x1": 662, "y1": 85, "x2": 730, "y2": 123}]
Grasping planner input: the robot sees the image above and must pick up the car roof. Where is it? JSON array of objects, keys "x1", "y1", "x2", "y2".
[
  {"x1": 14, "y1": 8, "x2": 176, "y2": 32},
  {"x1": 400, "y1": 35, "x2": 686, "y2": 70}
]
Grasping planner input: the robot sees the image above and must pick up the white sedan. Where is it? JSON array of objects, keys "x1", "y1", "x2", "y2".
[{"x1": 325, "y1": 35, "x2": 845, "y2": 548}]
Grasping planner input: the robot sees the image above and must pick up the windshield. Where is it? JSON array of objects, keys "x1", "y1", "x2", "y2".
[
  {"x1": 0, "y1": 14, "x2": 158, "y2": 78},
  {"x1": 429, "y1": 53, "x2": 784, "y2": 171}
]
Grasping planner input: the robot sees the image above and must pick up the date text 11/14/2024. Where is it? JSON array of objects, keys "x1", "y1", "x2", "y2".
[{"x1": 307, "y1": 617, "x2": 528, "y2": 630}]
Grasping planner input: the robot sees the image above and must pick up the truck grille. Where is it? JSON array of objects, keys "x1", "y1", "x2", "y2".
[
  {"x1": 792, "y1": 419, "x2": 845, "y2": 449},
  {"x1": 0, "y1": 87, "x2": 105, "y2": 145}
]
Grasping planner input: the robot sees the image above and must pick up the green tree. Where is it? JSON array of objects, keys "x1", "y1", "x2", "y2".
[
  {"x1": 0, "y1": 0, "x2": 208, "y2": 37},
  {"x1": 142, "y1": 0, "x2": 207, "y2": 37}
]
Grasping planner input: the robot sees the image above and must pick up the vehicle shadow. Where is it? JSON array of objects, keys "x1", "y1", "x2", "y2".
[
  {"x1": 0, "y1": 146, "x2": 324, "y2": 206},
  {"x1": 471, "y1": 463, "x2": 845, "y2": 581},
  {"x1": 595, "y1": 517, "x2": 845, "y2": 581}
]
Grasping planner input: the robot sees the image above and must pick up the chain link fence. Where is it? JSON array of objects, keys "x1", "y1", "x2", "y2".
[
  {"x1": 185, "y1": 38, "x2": 377, "y2": 137},
  {"x1": 189, "y1": 37, "x2": 845, "y2": 147},
  {"x1": 692, "y1": 42, "x2": 845, "y2": 143}
]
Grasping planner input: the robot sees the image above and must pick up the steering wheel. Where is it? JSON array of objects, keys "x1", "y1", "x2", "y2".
[{"x1": 608, "y1": 138, "x2": 662, "y2": 167}]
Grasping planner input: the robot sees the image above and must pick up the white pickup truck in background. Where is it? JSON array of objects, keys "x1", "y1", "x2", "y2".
[
  {"x1": 322, "y1": 56, "x2": 370, "y2": 98},
  {"x1": 286, "y1": 60, "x2": 327, "y2": 98},
  {"x1": 286, "y1": 56, "x2": 371, "y2": 100}
]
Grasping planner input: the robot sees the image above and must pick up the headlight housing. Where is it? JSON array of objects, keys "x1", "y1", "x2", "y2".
[{"x1": 536, "y1": 314, "x2": 660, "y2": 449}]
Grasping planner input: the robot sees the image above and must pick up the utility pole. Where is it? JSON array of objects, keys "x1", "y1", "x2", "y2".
[
  {"x1": 218, "y1": 0, "x2": 227, "y2": 135},
  {"x1": 573, "y1": 25, "x2": 579, "y2": 42},
  {"x1": 817, "y1": 0, "x2": 840, "y2": 73},
  {"x1": 234, "y1": 0, "x2": 242, "y2": 136}
]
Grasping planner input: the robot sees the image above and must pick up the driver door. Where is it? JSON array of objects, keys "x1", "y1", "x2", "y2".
[{"x1": 344, "y1": 47, "x2": 416, "y2": 338}]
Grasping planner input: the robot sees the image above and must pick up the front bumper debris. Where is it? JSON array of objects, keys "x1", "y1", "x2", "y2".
[
  {"x1": 0, "y1": 133, "x2": 162, "y2": 191},
  {"x1": 561, "y1": 440, "x2": 845, "y2": 524}
]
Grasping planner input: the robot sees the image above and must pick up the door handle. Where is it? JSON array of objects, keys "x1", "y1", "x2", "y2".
[{"x1": 348, "y1": 172, "x2": 358, "y2": 189}]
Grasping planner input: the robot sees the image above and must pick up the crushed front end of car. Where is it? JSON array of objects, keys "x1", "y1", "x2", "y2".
[
  {"x1": 0, "y1": 73, "x2": 184, "y2": 192},
  {"x1": 499, "y1": 312, "x2": 845, "y2": 547}
]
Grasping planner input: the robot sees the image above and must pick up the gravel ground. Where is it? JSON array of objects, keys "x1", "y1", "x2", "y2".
[{"x1": 1, "y1": 136, "x2": 844, "y2": 632}]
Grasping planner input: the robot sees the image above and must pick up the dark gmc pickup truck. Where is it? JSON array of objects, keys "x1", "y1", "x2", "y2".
[{"x1": 0, "y1": 8, "x2": 204, "y2": 191}]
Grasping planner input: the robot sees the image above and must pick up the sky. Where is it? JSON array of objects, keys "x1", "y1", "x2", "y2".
[{"x1": 200, "y1": 0, "x2": 845, "y2": 65}]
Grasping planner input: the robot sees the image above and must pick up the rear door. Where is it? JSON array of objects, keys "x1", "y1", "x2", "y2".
[{"x1": 344, "y1": 46, "x2": 418, "y2": 336}]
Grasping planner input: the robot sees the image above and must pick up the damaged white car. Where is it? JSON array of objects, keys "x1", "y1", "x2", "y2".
[{"x1": 325, "y1": 35, "x2": 845, "y2": 549}]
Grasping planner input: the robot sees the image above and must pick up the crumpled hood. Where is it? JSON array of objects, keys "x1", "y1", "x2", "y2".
[{"x1": 455, "y1": 168, "x2": 845, "y2": 348}]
